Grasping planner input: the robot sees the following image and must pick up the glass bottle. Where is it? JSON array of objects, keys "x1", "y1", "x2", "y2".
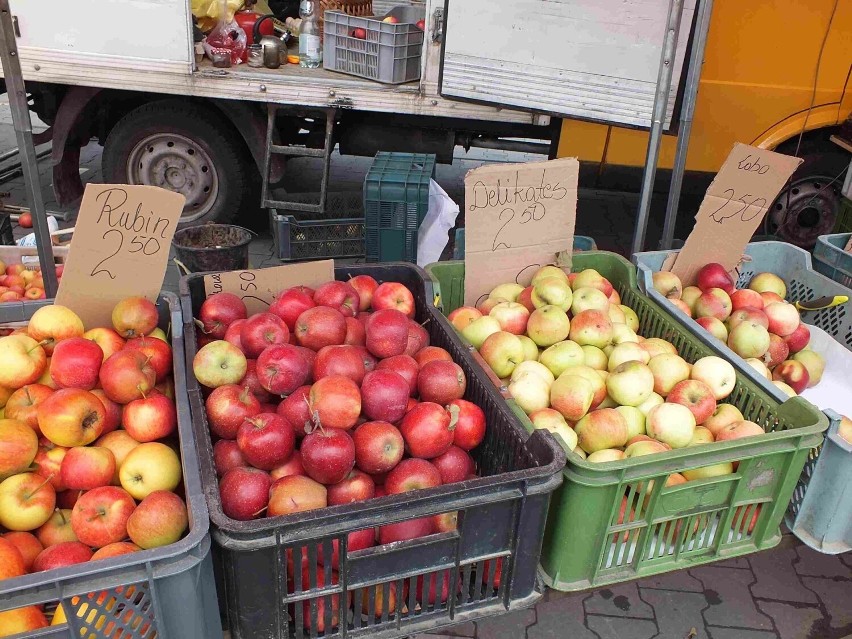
[{"x1": 299, "y1": 0, "x2": 322, "y2": 68}]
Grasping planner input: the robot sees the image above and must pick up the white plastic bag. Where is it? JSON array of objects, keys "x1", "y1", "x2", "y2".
[
  {"x1": 417, "y1": 180, "x2": 459, "y2": 267},
  {"x1": 16, "y1": 216, "x2": 58, "y2": 247}
]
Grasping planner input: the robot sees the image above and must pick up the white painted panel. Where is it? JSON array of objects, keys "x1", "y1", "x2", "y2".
[
  {"x1": 10, "y1": 0, "x2": 192, "y2": 70},
  {"x1": 441, "y1": 0, "x2": 695, "y2": 128}
]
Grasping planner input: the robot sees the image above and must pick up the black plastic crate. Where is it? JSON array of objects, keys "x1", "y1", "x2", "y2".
[
  {"x1": 364, "y1": 153, "x2": 436, "y2": 263},
  {"x1": 180, "y1": 263, "x2": 564, "y2": 639}
]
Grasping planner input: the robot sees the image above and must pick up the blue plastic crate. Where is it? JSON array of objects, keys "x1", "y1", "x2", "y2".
[{"x1": 813, "y1": 233, "x2": 852, "y2": 289}]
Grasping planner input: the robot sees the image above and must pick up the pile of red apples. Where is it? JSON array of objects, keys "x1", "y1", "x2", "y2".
[
  {"x1": 652, "y1": 263, "x2": 825, "y2": 398},
  {"x1": 0, "y1": 260, "x2": 64, "y2": 306},
  {"x1": 0, "y1": 298, "x2": 188, "y2": 634},
  {"x1": 192, "y1": 276, "x2": 486, "y2": 542},
  {"x1": 447, "y1": 265, "x2": 766, "y2": 476}
]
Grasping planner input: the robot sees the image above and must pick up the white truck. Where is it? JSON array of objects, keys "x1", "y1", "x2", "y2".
[{"x1": 0, "y1": 0, "x2": 694, "y2": 227}]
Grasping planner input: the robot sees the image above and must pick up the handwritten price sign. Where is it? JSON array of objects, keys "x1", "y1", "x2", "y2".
[
  {"x1": 463, "y1": 158, "x2": 578, "y2": 306},
  {"x1": 671, "y1": 143, "x2": 802, "y2": 286},
  {"x1": 56, "y1": 185, "x2": 184, "y2": 328}
]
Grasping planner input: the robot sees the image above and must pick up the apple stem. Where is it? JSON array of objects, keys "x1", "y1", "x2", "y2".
[
  {"x1": 56, "y1": 508, "x2": 66, "y2": 524},
  {"x1": 26, "y1": 473, "x2": 54, "y2": 499},
  {"x1": 30, "y1": 339, "x2": 52, "y2": 353},
  {"x1": 447, "y1": 403, "x2": 460, "y2": 431},
  {"x1": 194, "y1": 318, "x2": 208, "y2": 334},
  {"x1": 252, "y1": 506, "x2": 268, "y2": 517},
  {"x1": 138, "y1": 385, "x2": 147, "y2": 400}
]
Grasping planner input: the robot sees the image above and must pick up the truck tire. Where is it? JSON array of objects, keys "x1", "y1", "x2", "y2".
[{"x1": 102, "y1": 100, "x2": 257, "y2": 228}]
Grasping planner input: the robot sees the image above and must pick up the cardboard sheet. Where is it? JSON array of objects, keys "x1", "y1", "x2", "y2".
[
  {"x1": 55, "y1": 184, "x2": 184, "y2": 328},
  {"x1": 799, "y1": 325, "x2": 852, "y2": 418},
  {"x1": 671, "y1": 144, "x2": 801, "y2": 286},
  {"x1": 203, "y1": 260, "x2": 335, "y2": 314},
  {"x1": 463, "y1": 158, "x2": 578, "y2": 306}
]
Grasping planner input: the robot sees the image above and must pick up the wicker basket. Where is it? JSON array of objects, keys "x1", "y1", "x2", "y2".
[{"x1": 318, "y1": 0, "x2": 372, "y2": 40}]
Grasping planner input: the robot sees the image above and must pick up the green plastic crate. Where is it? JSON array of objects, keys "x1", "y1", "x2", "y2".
[
  {"x1": 425, "y1": 253, "x2": 828, "y2": 590},
  {"x1": 364, "y1": 152, "x2": 436, "y2": 262},
  {"x1": 834, "y1": 196, "x2": 852, "y2": 234}
]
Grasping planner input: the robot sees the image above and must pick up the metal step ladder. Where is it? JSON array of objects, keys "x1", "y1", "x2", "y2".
[{"x1": 261, "y1": 105, "x2": 337, "y2": 215}]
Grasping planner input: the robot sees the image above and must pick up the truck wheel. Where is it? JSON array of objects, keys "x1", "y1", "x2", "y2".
[{"x1": 102, "y1": 100, "x2": 256, "y2": 227}]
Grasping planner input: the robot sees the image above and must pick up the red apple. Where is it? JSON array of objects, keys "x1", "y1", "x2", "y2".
[
  {"x1": 205, "y1": 384, "x2": 261, "y2": 439},
  {"x1": 35, "y1": 508, "x2": 77, "y2": 547},
  {"x1": 376, "y1": 354, "x2": 419, "y2": 396},
  {"x1": 238, "y1": 359, "x2": 271, "y2": 403},
  {"x1": 385, "y1": 458, "x2": 442, "y2": 494},
  {"x1": 3, "y1": 531, "x2": 43, "y2": 571},
  {"x1": 344, "y1": 316, "x2": 366, "y2": 346},
  {"x1": 198, "y1": 292, "x2": 247, "y2": 338},
  {"x1": 224, "y1": 318, "x2": 246, "y2": 352},
  {"x1": 352, "y1": 26, "x2": 367, "y2": 39},
  {"x1": 256, "y1": 344, "x2": 312, "y2": 395},
  {"x1": 296, "y1": 565, "x2": 344, "y2": 632},
  {"x1": 270, "y1": 287, "x2": 316, "y2": 332},
  {"x1": 237, "y1": 413, "x2": 295, "y2": 470},
  {"x1": 33, "y1": 540, "x2": 93, "y2": 571},
  {"x1": 667, "y1": 379, "x2": 717, "y2": 425},
  {"x1": 352, "y1": 421, "x2": 404, "y2": 474},
  {"x1": 784, "y1": 323, "x2": 811, "y2": 354},
  {"x1": 70, "y1": 485, "x2": 136, "y2": 548},
  {"x1": 268, "y1": 474, "x2": 327, "y2": 517},
  {"x1": 432, "y1": 511, "x2": 458, "y2": 533},
  {"x1": 318, "y1": 527, "x2": 374, "y2": 570},
  {"x1": 361, "y1": 370, "x2": 409, "y2": 423},
  {"x1": 416, "y1": 570, "x2": 451, "y2": 605},
  {"x1": 448, "y1": 306, "x2": 483, "y2": 331},
  {"x1": 378, "y1": 516, "x2": 434, "y2": 544},
  {"x1": 327, "y1": 469, "x2": 375, "y2": 505},
  {"x1": 372, "y1": 282, "x2": 415, "y2": 318},
  {"x1": 400, "y1": 402, "x2": 455, "y2": 459},
  {"x1": 91, "y1": 541, "x2": 141, "y2": 560},
  {"x1": 124, "y1": 336, "x2": 173, "y2": 382},
  {"x1": 404, "y1": 320, "x2": 430, "y2": 357},
  {"x1": 91, "y1": 389, "x2": 122, "y2": 435},
  {"x1": 447, "y1": 399, "x2": 486, "y2": 450},
  {"x1": 47, "y1": 337, "x2": 103, "y2": 391},
  {"x1": 730, "y1": 289, "x2": 764, "y2": 311},
  {"x1": 314, "y1": 281, "x2": 360, "y2": 318},
  {"x1": 301, "y1": 427, "x2": 355, "y2": 485},
  {"x1": 294, "y1": 306, "x2": 347, "y2": 351},
  {"x1": 37, "y1": 388, "x2": 106, "y2": 447},
  {"x1": 213, "y1": 439, "x2": 247, "y2": 476},
  {"x1": 277, "y1": 385, "x2": 313, "y2": 437},
  {"x1": 313, "y1": 344, "x2": 367, "y2": 384},
  {"x1": 219, "y1": 466, "x2": 272, "y2": 520},
  {"x1": 240, "y1": 312, "x2": 290, "y2": 359},
  {"x1": 365, "y1": 309, "x2": 409, "y2": 358},
  {"x1": 414, "y1": 346, "x2": 453, "y2": 367},
  {"x1": 761, "y1": 333, "x2": 790, "y2": 368},
  {"x1": 32, "y1": 441, "x2": 67, "y2": 491},
  {"x1": 60, "y1": 446, "x2": 115, "y2": 490},
  {"x1": 431, "y1": 445, "x2": 475, "y2": 484},
  {"x1": 95, "y1": 430, "x2": 140, "y2": 485},
  {"x1": 772, "y1": 360, "x2": 810, "y2": 394},
  {"x1": 112, "y1": 296, "x2": 159, "y2": 339},
  {"x1": 123, "y1": 392, "x2": 177, "y2": 442},
  {"x1": 696, "y1": 263, "x2": 735, "y2": 294},
  {"x1": 126, "y1": 490, "x2": 188, "y2": 549},
  {"x1": 308, "y1": 375, "x2": 361, "y2": 430},
  {"x1": 270, "y1": 450, "x2": 305, "y2": 479},
  {"x1": 99, "y1": 350, "x2": 156, "y2": 404},
  {"x1": 5, "y1": 385, "x2": 52, "y2": 436},
  {"x1": 418, "y1": 360, "x2": 466, "y2": 405},
  {"x1": 347, "y1": 275, "x2": 379, "y2": 311}
]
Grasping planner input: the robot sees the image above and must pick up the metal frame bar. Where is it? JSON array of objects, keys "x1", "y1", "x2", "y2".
[{"x1": 0, "y1": 0, "x2": 58, "y2": 295}]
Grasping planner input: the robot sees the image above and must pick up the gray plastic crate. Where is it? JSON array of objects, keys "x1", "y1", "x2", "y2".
[
  {"x1": 0, "y1": 293, "x2": 221, "y2": 638},
  {"x1": 813, "y1": 233, "x2": 852, "y2": 289},
  {"x1": 323, "y1": 10, "x2": 424, "y2": 84}
]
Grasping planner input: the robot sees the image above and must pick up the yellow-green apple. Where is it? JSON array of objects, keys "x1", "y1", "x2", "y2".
[
  {"x1": 639, "y1": 338, "x2": 677, "y2": 359},
  {"x1": 726, "y1": 307, "x2": 769, "y2": 331},
  {"x1": 0, "y1": 472, "x2": 56, "y2": 530},
  {"x1": 0, "y1": 418, "x2": 38, "y2": 479},
  {"x1": 448, "y1": 306, "x2": 482, "y2": 331},
  {"x1": 730, "y1": 288, "x2": 764, "y2": 311},
  {"x1": 517, "y1": 335, "x2": 540, "y2": 361},
  {"x1": 82, "y1": 327, "x2": 126, "y2": 361},
  {"x1": 570, "y1": 287, "x2": 609, "y2": 314},
  {"x1": 509, "y1": 372, "x2": 551, "y2": 414},
  {"x1": 60, "y1": 446, "x2": 115, "y2": 490},
  {"x1": 477, "y1": 297, "x2": 506, "y2": 315},
  {"x1": 531, "y1": 265, "x2": 568, "y2": 284},
  {"x1": 347, "y1": 274, "x2": 379, "y2": 311},
  {"x1": 566, "y1": 365, "x2": 608, "y2": 408},
  {"x1": 727, "y1": 321, "x2": 771, "y2": 359},
  {"x1": 688, "y1": 426, "x2": 715, "y2": 446},
  {"x1": 5, "y1": 384, "x2": 53, "y2": 434},
  {"x1": 745, "y1": 358, "x2": 772, "y2": 380},
  {"x1": 681, "y1": 286, "x2": 702, "y2": 312},
  {"x1": 49, "y1": 337, "x2": 103, "y2": 390},
  {"x1": 572, "y1": 269, "x2": 613, "y2": 296},
  {"x1": 606, "y1": 361, "x2": 654, "y2": 406},
  {"x1": 27, "y1": 305, "x2": 85, "y2": 355},
  {"x1": 615, "y1": 405, "x2": 645, "y2": 439},
  {"x1": 694, "y1": 288, "x2": 733, "y2": 321},
  {"x1": 489, "y1": 302, "x2": 530, "y2": 335},
  {"x1": 586, "y1": 449, "x2": 625, "y2": 463},
  {"x1": 126, "y1": 490, "x2": 188, "y2": 549},
  {"x1": 569, "y1": 309, "x2": 613, "y2": 349},
  {"x1": 635, "y1": 392, "x2": 663, "y2": 417},
  {"x1": 647, "y1": 353, "x2": 691, "y2": 396},
  {"x1": 33, "y1": 440, "x2": 66, "y2": 491},
  {"x1": 606, "y1": 342, "x2": 649, "y2": 372},
  {"x1": 652, "y1": 271, "x2": 682, "y2": 299},
  {"x1": 792, "y1": 349, "x2": 824, "y2": 387},
  {"x1": 35, "y1": 508, "x2": 76, "y2": 546},
  {"x1": 0, "y1": 386, "x2": 11, "y2": 409},
  {"x1": 667, "y1": 379, "x2": 716, "y2": 424},
  {"x1": 703, "y1": 403, "x2": 745, "y2": 436},
  {"x1": 772, "y1": 360, "x2": 810, "y2": 394},
  {"x1": 111, "y1": 296, "x2": 159, "y2": 338},
  {"x1": 696, "y1": 316, "x2": 728, "y2": 342},
  {"x1": 489, "y1": 282, "x2": 524, "y2": 302},
  {"x1": 460, "y1": 315, "x2": 501, "y2": 349},
  {"x1": 607, "y1": 304, "x2": 627, "y2": 325},
  {"x1": 122, "y1": 393, "x2": 177, "y2": 442},
  {"x1": 773, "y1": 380, "x2": 797, "y2": 397},
  {"x1": 99, "y1": 350, "x2": 156, "y2": 404},
  {"x1": 748, "y1": 272, "x2": 786, "y2": 298},
  {"x1": 611, "y1": 324, "x2": 639, "y2": 345},
  {"x1": 682, "y1": 461, "x2": 734, "y2": 481},
  {"x1": 764, "y1": 302, "x2": 800, "y2": 337},
  {"x1": 609, "y1": 289, "x2": 621, "y2": 305},
  {"x1": 37, "y1": 388, "x2": 106, "y2": 447},
  {"x1": 119, "y1": 442, "x2": 181, "y2": 500},
  {"x1": 529, "y1": 407, "x2": 578, "y2": 450},
  {"x1": 690, "y1": 356, "x2": 736, "y2": 400},
  {"x1": 670, "y1": 299, "x2": 693, "y2": 317},
  {"x1": 70, "y1": 485, "x2": 136, "y2": 547},
  {"x1": 784, "y1": 323, "x2": 810, "y2": 354},
  {"x1": 762, "y1": 333, "x2": 790, "y2": 368},
  {"x1": 582, "y1": 345, "x2": 608, "y2": 370},
  {"x1": 527, "y1": 305, "x2": 570, "y2": 347},
  {"x1": 539, "y1": 340, "x2": 584, "y2": 376},
  {"x1": 36, "y1": 360, "x2": 56, "y2": 389},
  {"x1": 531, "y1": 276, "x2": 573, "y2": 311},
  {"x1": 91, "y1": 541, "x2": 141, "y2": 560},
  {"x1": 715, "y1": 420, "x2": 764, "y2": 442},
  {"x1": 549, "y1": 374, "x2": 594, "y2": 421},
  {"x1": 192, "y1": 339, "x2": 248, "y2": 388},
  {"x1": 837, "y1": 415, "x2": 852, "y2": 444},
  {"x1": 0, "y1": 606, "x2": 48, "y2": 634},
  {"x1": 96, "y1": 430, "x2": 141, "y2": 484},
  {"x1": 619, "y1": 305, "x2": 640, "y2": 332},
  {"x1": 696, "y1": 263, "x2": 735, "y2": 294},
  {"x1": 624, "y1": 438, "x2": 669, "y2": 457},
  {"x1": 646, "y1": 403, "x2": 696, "y2": 448},
  {"x1": 480, "y1": 331, "x2": 524, "y2": 378},
  {"x1": 0, "y1": 335, "x2": 48, "y2": 389},
  {"x1": 4, "y1": 531, "x2": 43, "y2": 571},
  {"x1": 574, "y1": 408, "x2": 628, "y2": 453},
  {"x1": 510, "y1": 360, "x2": 554, "y2": 385}
]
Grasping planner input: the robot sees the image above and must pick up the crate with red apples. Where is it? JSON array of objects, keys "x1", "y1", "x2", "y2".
[
  {"x1": 182, "y1": 262, "x2": 563, "y2": 639},
  {"x1": 0, "y1": 294, "x2": 218, "y2": 639}
]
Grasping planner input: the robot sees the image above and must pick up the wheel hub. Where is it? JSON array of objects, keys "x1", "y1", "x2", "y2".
[
  {"x1": 766, "y1": 177, "x2": 839, "y2": 248},
  {"x1": 127, "y1": 133, "x2": 219, "y2": 224}
]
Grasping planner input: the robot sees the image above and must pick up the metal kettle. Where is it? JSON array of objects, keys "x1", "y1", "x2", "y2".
[{"x1": 253, "y1": 15, "x2": 282, "y2": 68}]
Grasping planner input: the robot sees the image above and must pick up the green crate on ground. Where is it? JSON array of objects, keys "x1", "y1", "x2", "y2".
[
  {"x1": 426, "y1": 253, "x2": 828, "y2": 590},
  {"x1": 834, "y1": 196, "x2": 852, "y2": 234},
  {"x1": 364, "y1": 152, "x2": 436, "y2": 262}
]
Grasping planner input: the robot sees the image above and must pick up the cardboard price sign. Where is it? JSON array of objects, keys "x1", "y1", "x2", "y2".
[
  {"x1": 463, "y1": 158, "x2": 578, "y2": 306},
  {"x1": 55, "y1": 184, "x2": 185, "y2": 328},
  {"x1": 203, "y1": 260, "x2": 335, "y2": 314},
  {"x1": 670, "y1": 143, "x2": 802, "y2": 285}
]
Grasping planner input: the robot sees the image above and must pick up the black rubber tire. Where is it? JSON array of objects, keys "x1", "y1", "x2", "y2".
[{"x1": 102, "y1": 99, "x2": 257, "y2": 228}]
